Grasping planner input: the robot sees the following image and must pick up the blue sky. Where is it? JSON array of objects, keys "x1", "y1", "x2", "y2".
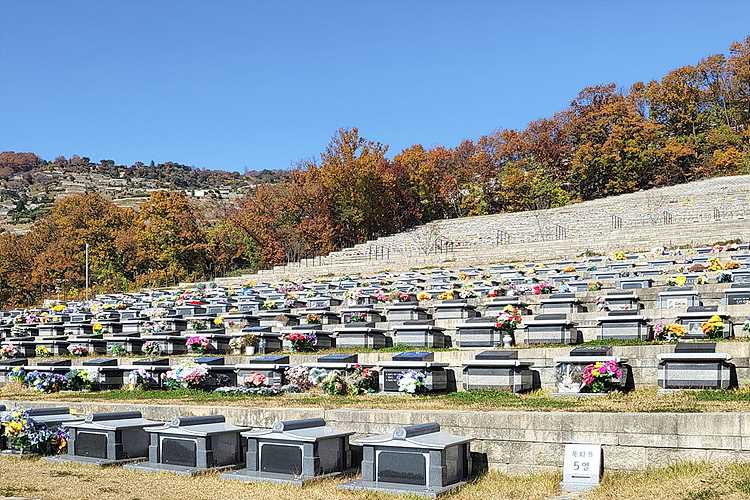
[{"x1": 2, "y1": 1, "x2": 749, "y2": 172}]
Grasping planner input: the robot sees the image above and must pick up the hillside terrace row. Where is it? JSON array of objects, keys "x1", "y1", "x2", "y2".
[{"x1": 0, "y1": 243, "x2": 749, "y2": 394}]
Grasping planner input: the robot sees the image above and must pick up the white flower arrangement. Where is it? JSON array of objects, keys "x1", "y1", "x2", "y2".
[{"x1": 397, "y1": 370, "x2": 426, "y2": 395}]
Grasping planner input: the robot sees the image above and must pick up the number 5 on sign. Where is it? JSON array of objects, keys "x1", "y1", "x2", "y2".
[{"x1": 561, "y1": 444, "x2": 603, "y2": 492}]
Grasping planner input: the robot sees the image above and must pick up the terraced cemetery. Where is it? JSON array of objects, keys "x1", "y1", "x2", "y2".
[{"x1": 2, "y1": 178, "x2": 750, "y2": 498}]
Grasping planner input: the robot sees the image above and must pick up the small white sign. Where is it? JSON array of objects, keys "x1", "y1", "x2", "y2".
[{"x1": 561, "y1": 443, "x2": 602, "y2": 492}]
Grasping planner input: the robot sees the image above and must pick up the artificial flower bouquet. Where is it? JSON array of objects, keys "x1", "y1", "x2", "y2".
[
  {"x1": 0, "y1": 407, "x2": 70, "y2": 455},
  {"x1": 397, "y1": 370, "x2": 426, "y2": 395},
  {"x1": 0, "y1": 343, "x2": 19, "y2": 359},
  {"x1": 162, "y1": 362, "x2": 227, "y2": 390},
  {"x1": 306, "y1": 313, "x2": 322, "y2": 324},
  {"x1": 285, "y1": 331, "x2": 317, "y2": 352},
  {"x1": 186, "y1": 335, "x2": 210, "y2": 354},
  {"x1": 142, "y1": 340, "x2": 161, "y2": 357},
  {"x1": 126, "y1": 368, "x2": 160, "y2": 391},
  {"x1": 532, "y1": 281, "x2": 553, "y2": 295},
  {"x1": 67, "y1": 344, "x2": 90, "y2": 357},
  {"x1": 495, "y1": 305, "x2": 522, "y2": 334},
  {"x1": 701, "y1": 315, "x2": 725, "y2": 339},
  {"x1": 582, "y1": 360, "x2": 623, "y2": 393},
  {"x1": 654, "y1": 322, "x2": 687, "y2": 341}
]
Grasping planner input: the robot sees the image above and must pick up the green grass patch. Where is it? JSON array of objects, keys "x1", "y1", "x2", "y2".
[
  {"x1": 444, "y1": 390, "x2": 576, "y2": 409},
  {"x1": 693, "y1": 388, "x2": 750, "y2": 401}
]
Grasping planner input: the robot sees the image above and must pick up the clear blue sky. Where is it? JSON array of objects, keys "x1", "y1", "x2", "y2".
[{"x1": 2, "y1": 1, "x2": 749, "y2": 172}]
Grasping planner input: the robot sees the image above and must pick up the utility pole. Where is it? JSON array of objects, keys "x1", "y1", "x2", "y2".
[{"x1": 85, "y1": 243, "x2": 90, "y2": 302}]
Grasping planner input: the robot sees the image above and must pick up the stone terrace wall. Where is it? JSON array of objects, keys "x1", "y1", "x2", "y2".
[
  {"x1": 9, "y1": 400, "x2": 750, "y2": 474},
  {"x1": 220, "y1": 175, "x2": 750, "y2": 284}
]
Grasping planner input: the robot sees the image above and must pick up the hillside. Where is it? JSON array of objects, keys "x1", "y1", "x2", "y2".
[
  {"x1": 220, "y1": 175, "x2": 750, "y2": 283},
  {"x1": 0, "y1": 151, "x2": 288, "y2": 231}
]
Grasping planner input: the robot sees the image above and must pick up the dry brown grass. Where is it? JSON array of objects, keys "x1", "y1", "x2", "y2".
[
  {"x1": 0, "y1": 456, "x2": 559, "y2": 500},
  {"x1": 4, "y1": 457, "x2": 750, "y2": 500},
  {"x1": 588, "y1": 461, "x2": 750, "y2": 500}
]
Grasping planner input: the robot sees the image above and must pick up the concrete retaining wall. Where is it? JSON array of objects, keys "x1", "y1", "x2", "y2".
[{"x1": 6, "y1": 399, "x2": 750, "y2": 473}]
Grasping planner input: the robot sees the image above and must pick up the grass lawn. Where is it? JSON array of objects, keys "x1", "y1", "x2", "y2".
[
  {"x1": 1, "y1": 457, "x2": 749, "y2": 500},
  {"x1": 7, "y1": 383, "x2": 750, "y2": 413}
]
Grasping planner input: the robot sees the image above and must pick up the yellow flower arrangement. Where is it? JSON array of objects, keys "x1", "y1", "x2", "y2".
[
  {"x1": 416, "y1": 291, "x2": 432, "y2": 302},
  {"x1": 437, "y1": 290, "x2": 455, "y2": 301},
  {"x1": 701, "y1": 315, "x2": 724, "y2": 338},
  {"x1": 563, "y1": 266, "x2": 576, "y2": 273},
  {"x1": 707, "y1": 257, "x2": 723, "y2": 272},
  {"x1": 613, "y1": 251, "x2": 626, "y2": 261},
  {"x1": 51, "y1": 304, "x2": 65, "y2": 313},
  {"x1": 92, "y1": 322, "x2": 103, "y2": 333},
  {"x1": 669, "y1": 275, "x2": 687, "y2": 287},
  {"x1": 666, "y1": 324, "x2": 687, "y2": 337},
  {"x1": 214, "y1": 316, "x2": 224, "y2": 326}
]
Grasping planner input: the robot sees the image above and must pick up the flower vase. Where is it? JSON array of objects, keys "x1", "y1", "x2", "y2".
[
  {"x1": 244, "y1": 345, "x2": 256, "y2": 356},
  {"x1": 502, "y1": 333, "x2": 513, "y2": 348}
]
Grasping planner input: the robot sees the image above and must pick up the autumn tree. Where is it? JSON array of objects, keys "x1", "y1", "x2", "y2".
[{"x1": 132, "y1": 191, "x2": 208, "y2": 285}]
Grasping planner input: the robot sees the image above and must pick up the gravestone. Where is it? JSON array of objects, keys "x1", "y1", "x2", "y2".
[
  {"x1": 597, "y1": 311, "x2": 650, "y2": 341},
  {"x1": 540, "y1": 294, "x2": 585, "y2": 315},
  {"x1": 554, "y1": 346, "x2": 630, "y2": 395},
  {"x1": 299, "y1": 310, "x2": 340, "y2": 326},
  {"x1": 138, "y1": 335, "x2": 188, "y2": 355},
  {"x1": 126, "y1": 415, "x2": 249, "y2": 475},
  {"x1": 484, "y1": 298, "x2": 531, "y2": 316},
  {"x1": 306, "y1": 296, "x2": 342, "y2": 309},
  {"x1": 618, "y1": 277, "x2": 653, "y2": 289},
  {"x1": 732, "y1": 269, "x2": 750, "y2": 284},
  {"x1": 386, "y1": 303, "x2": 431, "y2": 323},
  {"x1": 121, "y1": 319, "x2": 146, "y2": 335},
  {"x1": 223, "y1": 418, "x2": 354, "y2": 485},
  {"x1": 63, "y1": 322, "x2": 94, "y2": 337},
  {"x1": 194, "y1": 356, "x2": 238, "y2": 386},
  {"x1": 37, "y1": 324, "x2": 66, "y2": 337},
  {"x1": 724, "y1": 285, "x2": 750, "y2": 306},
  {"x1": 601, "y1": 292, "x2": 640, "y2": 312},
  {"x1": 301, "y1": 353, "x2": 365, "y2": 373},
  {"x1": 340, "y1": 308, "x2": 384, "y2": 325},
  {"x1": 462, "y1": 351, "x2": 536, "y2": 392},
  {"x1": 340, "y1": 423, "x2": 472, "y2": 497},
  {"x1": 82, "y1": 358, "x2": 124, "y2": 390},
  {"x1": 235, "y1": 355, "x2": 290, "y2": 387},
  {"x1": 281, "y1": 325, "x2": 334, "y2": 350},
  {"x1": 431, "y1": 301, "x2": 478, "y2": 321},
  {"x1": 392, "y1": 321, "x2": 447, "y2": 348},
  {"x1": 257, "y1": 311, "x2": 299, "y2": 329},
  {"x1": 565, "y1": 280, "x2": 591, "y2": 293},
  {"x1": 105, "y1": 336, "x2": 148, "y2": 355},
  {"x1": 377, "y1": 352, "x2": 448, "y2": 394},
  {"x1": 657, "y1": 343, "x2": 736, "y2": 390},
  {"x1": 677, "y1": 306, "x2": 732, "y2": 339},
  {"x1": 591, "y1": 269, "x2": 620, "y2": 281},
  {"x1": 524, "y1": 314, "x2": 579, "y2": 345},
  {"x1": 657, "y1": 288, "x2": 700, "y2": 309},
  {"x1": 242, "y1": 326, "x2": 282, "y2": 354},
  {"x1": 32, "y1": 337, "x2": 70, "y2": 356},
  {"x1": 333, "y1": 325, "x2": 388, "y2": 349},
  {"x1": 455, "y1": 318, "x2": 505, "y2": 348},
  {"x1": 48, "y1": 411, "x2": 161, "y2": 465}
]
